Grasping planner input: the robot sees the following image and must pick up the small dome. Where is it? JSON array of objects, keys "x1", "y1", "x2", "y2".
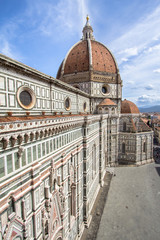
[
  {"x1": 121, "y1": 99, "x2": 140, "y2": 114},
  {"x1": 98, "y1": 98, "x2": 116, "y2": 106}
]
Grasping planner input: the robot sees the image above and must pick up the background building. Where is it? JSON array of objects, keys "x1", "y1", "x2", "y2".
[{"x1": 0, "y1": 17, "x2": 153, "y2": 240}]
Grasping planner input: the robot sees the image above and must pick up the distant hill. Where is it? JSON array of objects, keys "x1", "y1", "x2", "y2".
[{"x1": 139, "y1": 105, "x2": 160, "y2": 113}]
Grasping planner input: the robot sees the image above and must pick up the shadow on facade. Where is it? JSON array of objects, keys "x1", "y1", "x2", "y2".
[{"x1": 155, "y1": 167, "x2": 160, "y2": 176}]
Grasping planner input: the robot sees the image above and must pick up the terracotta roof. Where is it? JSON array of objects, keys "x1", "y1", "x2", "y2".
[
  {"x1": 57, "y1": 40, "x2": 117, "y2": 78},
  {"x1": 121, "y1": 117, "x2": 151, "y2": 133},
  {"x1": 121, "y1": 99, "x2": 140, "y2": 114},
  {"x1": 64, "y1": 41, "x2": 89, "y2": 75},
  {"x1": 141, "y1": 118, "x2": 148, "y2": 124},
  {"x1": 139, "y1": 118, "x2": 151, "y2": 131},
  {"x1": 98, "y1": 98, "x2": 116, "y2": 106},
  {"x1": 91, "y1": 41, "x2": 116, "y2": 73},
  {"x1": 0, "y1": 114, "x2": 90, "y2": 123}
]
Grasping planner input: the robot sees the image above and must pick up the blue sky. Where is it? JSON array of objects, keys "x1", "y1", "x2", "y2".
[{"x1": 0, "y1": 0, "x2": 160, "y2": 107}]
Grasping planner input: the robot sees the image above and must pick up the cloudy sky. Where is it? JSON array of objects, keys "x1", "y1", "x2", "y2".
[{"x1": 0, "y1": 0, "x2": 160, "y2": 107}]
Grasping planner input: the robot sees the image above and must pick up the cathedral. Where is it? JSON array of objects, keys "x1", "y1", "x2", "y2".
[{"x1": 0, "y1": 17, "x2": 153, "y2": 240}]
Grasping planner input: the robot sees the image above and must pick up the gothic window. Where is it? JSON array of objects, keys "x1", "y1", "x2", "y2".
[
  {"x1": 123, "y1": 122, "x2": 126, "y2": 131},
  {"x1": 92, "y1": 144, "x2": 96, "y2": 178},
  {"x1": 83, "y1": 102, "x2": 87, "y2": 112},
  {"x1": 122, "y1": 143, "x2": 125, "y2": 154},
  {"x1": 112, "y1": 108, "x2": 115, "y2": 114},
  {"x1": 71, "y1": 183, "x2": 76, "y2": 216},
  {"x1": 143, "y1": 141, "x2": 146, "y2": 152}
]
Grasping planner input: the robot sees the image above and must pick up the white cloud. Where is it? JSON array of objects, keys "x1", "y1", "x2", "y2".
[
  {"x1": 145, "y1": 84, "x2": 154, "y2": 90},
  {"x1": 119, "y1": 47, "x2": 138, "y2": 57},
  {"x1": 26, "y1": 0, "x2": 89, "y2": 39},
  {"x1": 0, "y1": 36, "x2": 20, "y2": 60},
  {"x1": 153, "y1": 69, "x2": 160, "y2": 73},
  {"x1": 111, "y1": 5, "x2": 160, "y2": 53},
  {"x1": 121, "y1": 58, "x2": 128, "y2": 62},
  {"x1": 107, "y1": 4, "x2": 160, "y2": 107},
  {"x1": 136, "y1": 94, "x2": 160, "y2": 107},
  {"x1": 148, "y1": 44, "x2": 160, "y2": 52}
]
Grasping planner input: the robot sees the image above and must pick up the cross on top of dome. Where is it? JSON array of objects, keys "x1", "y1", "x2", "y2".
[{"x1": 82, "y1": 15, "x2": 95, "y2": 40}]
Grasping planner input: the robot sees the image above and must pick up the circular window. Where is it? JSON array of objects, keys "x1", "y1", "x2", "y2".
[
  {"x1": 17, "y1": 86, "x2": 36, "y2": 110},
  {"x1": 83, "y1": 102, "x2": 87, "y2": 111},
  {"x1": 64, "y1": 97, "x2": 71, "y2": 111},
  {"x1": 101, "y1": 85, "x2": 110, "y2": 95},
  {"x1": 20, "y1": 91, "x2": 32, "y2": 106}
]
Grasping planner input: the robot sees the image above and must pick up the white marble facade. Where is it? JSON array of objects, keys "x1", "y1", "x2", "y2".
[{"x1": 0, "y1": 19, "x2": 153, "y2": 240}]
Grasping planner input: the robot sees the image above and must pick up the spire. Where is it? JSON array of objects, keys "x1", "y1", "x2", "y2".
[{"x1": 82, "y1": 15, "x2": 95, "y2": 40}]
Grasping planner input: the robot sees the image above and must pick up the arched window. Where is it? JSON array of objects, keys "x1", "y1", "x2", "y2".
[
  {"x1": 122, "y1": 143, "x2": 125, "y2": 154},
  {"x1": 99, "y1": 107, "x2": 102, "y2": 113},
  {"x1": 71, "y1": 183, "x2": 76, "y2": 216},
  {"x1": 123, "y1": 122, "x2": 126, "y2": 131},
  {"x1": 92, "y1": 144, "x2": 96, "y2": 178},
  {"x1": 143, "y1": 141, "x2": 146, "y2": 152},
  {"x1": 105, "y1": 107, "x2": 109, "y2": 114}
]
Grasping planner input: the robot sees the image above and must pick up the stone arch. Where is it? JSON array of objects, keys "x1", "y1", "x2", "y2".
[
  {"x1": 17, "y1": 135, "x2": 23, "y2": 145},
  {"x1": 35, "y1": 131, "x2": 39, "y2": 139},
  {"x1": 44, "y1": 129, "x2": 48, "y2": 137},
  {"x1": 105, "y1": 107, "x2": 109, "y2": 114},
  {"x1": 30, "y1": 132, "x2": 34, "y2": 141},
  {"x1": 48, "y1": 128, "x2": 52, "y2": 136}
]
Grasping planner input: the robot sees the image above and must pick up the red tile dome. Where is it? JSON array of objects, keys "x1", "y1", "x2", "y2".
[
  {"x1": 121, "y1": 99, "x2": 140, "y2": 114},
  {"x1": 57, "y1": 40, "x2": 117, "y2": 79}
]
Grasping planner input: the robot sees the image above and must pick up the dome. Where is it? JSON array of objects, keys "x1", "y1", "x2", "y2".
[
  {"x1": 98, "y1": 98, "x2": 116, "y2": 106},
  {"x1": 121, "y1": 99, "x2": 140, "y2": 114},
  {"x1": 57, "y1": 40, "x2": 117, "y2": 79},
  {"x1": 56, "y1": 16, "x2": 118, "y2": 80}
]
